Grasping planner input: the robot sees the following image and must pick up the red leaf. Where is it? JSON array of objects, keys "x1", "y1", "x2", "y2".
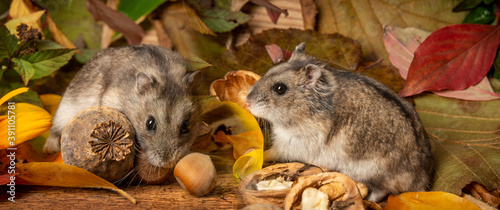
[
  {"x1": 0, "y1": 171, "x2": 18, "y2": 185},
  {"x1": 265, "y1": 44, "x2": 292, "y2": 64},
  {"x1": 250, "y1": 0, "x2": 288, "y2": 24},
  {"x1": 399, "y1": 24, "x2": 500, "y2": 97},
  {"x1": 86, "y1": 0, "x2": 144, "y2": 45}
]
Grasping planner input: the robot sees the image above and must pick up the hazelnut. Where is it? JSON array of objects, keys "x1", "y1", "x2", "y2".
[
  {"x1": 174, "y1": 153, "x2": 217, "y2": 196},
  {"x1": 61, "y1": 106, "x2": 135, "y2": 183}
]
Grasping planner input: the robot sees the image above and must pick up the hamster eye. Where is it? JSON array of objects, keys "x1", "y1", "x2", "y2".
[
  {"x1": 180, "y1": 119, "x2": 190, "y2": 135},
  {"x1": 146, "y1": 116, "x2": 156, "y2": 130},
  {"x1": 272, "y1": 83, "x2": 287, "y2": 95}
]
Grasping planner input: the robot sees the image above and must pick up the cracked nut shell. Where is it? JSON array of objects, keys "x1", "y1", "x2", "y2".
[
  {"x1": 61, "y1": 106, "x2": 135, "y2": 183},
  {"x1": 239, "y1": 162, "x2": 325, "y2": 208}
]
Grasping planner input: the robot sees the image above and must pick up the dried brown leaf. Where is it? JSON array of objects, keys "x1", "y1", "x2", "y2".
[{"x1": 86, "y1": 0, "x2": 144, "y2": 45}]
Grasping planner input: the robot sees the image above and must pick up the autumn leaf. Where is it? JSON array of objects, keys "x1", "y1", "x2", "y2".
[
  {"x1": 265, "y1": 44, "x2": 291, "y2": 64},
  {"x1": 249, "y1": 0, "x2": 289, "y2": 24},
  {"x1": 14, "y1": 162, "x2": 136, "y2": 204},
  {"x1": 37, "y1": 0, "x2": 102, "y2": 49},
  {"x1": 383, "y1": 25, "x2": 500, "y2": 100},
  {"x1": 86, "y1": 0, "x2": 145, "y2": 45},
  {"x1": 201, "y1": 101, "x2": 263, "y2": 179},
  {"x1": 46, "y1": 13, "x2": 77, "y2": 50},
  {"x1": 9, "y1": 0, "x2": 36, "y2": 19},
  {"x1": 399, "y1": 24, "x2": 500, "y2": 97},
  {"x1": 5, "y1": 10, "x2": 45, "y2": 35},
  {"x1": 0, "y1": 142, "x2": 62, "y2": 171},
  {"x1": 316, "y1": 0, "x2": 467, "y2": 64},
  {"x1": 385, "y1": 191, "x2": 480, "y2": 210},
  {"x1": 160, "y1": 2, "x2": 223, "y2": 58},
  {"x1": 414, "y1": 94, "x2": 500, "y2": 195},
  {"x1": 243, "y1": 0, "x2": 302, "y2": 36}
]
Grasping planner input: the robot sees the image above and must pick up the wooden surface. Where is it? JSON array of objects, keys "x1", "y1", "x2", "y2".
[{"x1": 0, "y1": 149, "x2": 248, "y2": 209}]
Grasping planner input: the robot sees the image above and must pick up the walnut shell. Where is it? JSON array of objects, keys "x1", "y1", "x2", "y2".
[
  {"x1": 61, "y1": 106, "x2": 135, "y2": 183},
  {"x1": 239, "y1": 162, "x2": 325, "y2": 207},
  {"x1": 284, "y1": 172, "x2": 365, "y2": 210},
  {"x1": 209, "y1": 70, "x2": 261, "y2": 111}
]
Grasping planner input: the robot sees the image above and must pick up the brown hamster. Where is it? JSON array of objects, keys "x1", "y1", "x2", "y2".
[
  {"x1": 43, "y1": 45, "x2": 201, "y2": 179},
  {"x1": 246, "y1": 43, "x2": 434, "y2": 201}
]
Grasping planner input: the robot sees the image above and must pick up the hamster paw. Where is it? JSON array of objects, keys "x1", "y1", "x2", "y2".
[
  {"x1": 43, "y1": 134, "x2": 61, "y2": 154},
  {"x1": 366, "y1": 189, "x2": 389, "y2": 202}
]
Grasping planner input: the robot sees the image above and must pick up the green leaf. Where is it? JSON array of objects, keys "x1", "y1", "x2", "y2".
[
  {"x1": 462, "y1": 5, "x2": 496, "y2": 24},
  {"x1": 201, "y1": 9, "x2": 251, "y2": 33},
  {"x1": 186, "y1": 53, "x2": 212, "y2": 71},
  {"x1": 494, "y1": 50, "x2": 500, "y2": 79},
  {"x1": 12, "y1": 49, "x2": 76, "y2": 85},
  {"x1": 483, "y1": 0, "x2": 495, "y2": 4},
  {"x1": 453, "y1": 0, "x2": 483, "y2": 12},
  {"x1": 38, "y1": 40, "x2": 64, "y2": 50},
  {"x1": 0, "y1": 24, "x2": 19, "y2": 64},
  {"x1": 12, "y1": 57, "x2": 35, "y2": 85},
  {"x1": 117, "y1": 0, "x2": 167, "y2": 22},
  {"x1": 414, "y1": 94, "x2": 500, "y2": 195}
]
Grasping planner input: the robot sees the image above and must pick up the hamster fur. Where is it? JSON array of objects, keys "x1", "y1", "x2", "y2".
[
  {"x1": 43, "y1": 45, "x2": 200, "y2": 172},
  {"x1": 246, "y1": 43, "x2": 434, "y2": 201}
]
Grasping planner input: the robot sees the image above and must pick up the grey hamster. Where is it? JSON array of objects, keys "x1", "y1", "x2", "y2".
[
  {"x1": 44, "y1": 45, "x2": 201, "y2": 172},
  {"x1": 246, "y1": 43, "x2": 433, "y2": 201}
]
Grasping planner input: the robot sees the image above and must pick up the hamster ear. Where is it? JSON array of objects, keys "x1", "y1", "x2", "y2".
[
  {"x1": 304, "y1": 64, "x2": 321, "y2": 89},
  {"x1": 136, "y1": 72, "x2": 155, "y2": 94},
  {"x1": 289, "y1": 42, "x2": 306, "y2": 61}
]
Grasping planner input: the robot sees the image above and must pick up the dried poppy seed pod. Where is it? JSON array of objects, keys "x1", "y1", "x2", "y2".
[{"x1": 61, "y1": 106, "x2": 135, "y2": 183}]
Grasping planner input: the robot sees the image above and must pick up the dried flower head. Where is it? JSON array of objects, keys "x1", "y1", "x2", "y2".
[
  {"x1": 89, "y1": 120, "x2": 133, "y2": 161},
  {"x1": 16, "y1": 23, "x2": 42, "y2": 55}
]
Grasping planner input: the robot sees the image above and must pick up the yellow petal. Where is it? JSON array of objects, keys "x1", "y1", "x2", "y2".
[
  {"x1": 233, "y1": 149, "x2": 263, "y2": 179},
  {"x1": 385, "y1": 191, "x2": 480, "y2": 210},
  {"x1": 5, "y1": 10, "x2": 45, "y2": 35},
  {"x1": 0, "y1": 103, "x2": 52, "y2": 149},
  {"x1": 0, "y1": 87, "x2": 29, "y2": 105}
]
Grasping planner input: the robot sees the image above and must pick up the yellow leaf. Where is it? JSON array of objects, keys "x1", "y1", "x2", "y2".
[
  {"x1": 0, "y1": 142, "x2": 62, "y2": 171},
  {"x1": 384, "y1": 191, "x2": 480, "y2": 210},
  {"x1": 215, "y1": 130, "x2": 263, "y2": 159},
  {"x1": 46, "y1": 13, "x2": 77, "y2": 50},
  {"x1": 5, "y1": 10, "x2": 45, "y2": 35},
  {"x1": 15, "y1": 162, "x2": 136, "y2": 204},
  {"x1": 9, "y1": 0, "x2": 36, "y2": 19},
  {"x1": 40, "y1": 94, "x2": 62, "y2": 117},
  {"x1": 0, "y1": 103, "x2": 52, "y2": 149},
  {"x1": 203, "y1": 100, "x2": 261, "y2": 132},
  {"x1": 0, "y1": 87, "x2": 29, "y2": 105},
  {"x1": 183, "y1": 4, "x2": 216, "y2": 36},
  {"x1": 202, "y1": 100, "x2": 264, "y2": 179},
  {"x1": 233, "y1": 149, "x2": 263, "y2": 179}
]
